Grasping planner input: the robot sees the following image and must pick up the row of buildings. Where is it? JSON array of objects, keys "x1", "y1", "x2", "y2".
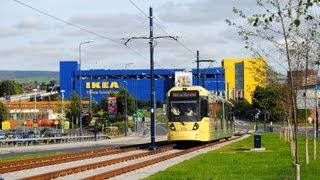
[
  {"x1": 2, "y1": 57, "x2": 268, "y2": 129},
  {"x1": 60, "y1": 57, "x2": 267, "y2": 104},
  {"x1": 5, "y1": 56, "x2": 320, "y2": 129}
]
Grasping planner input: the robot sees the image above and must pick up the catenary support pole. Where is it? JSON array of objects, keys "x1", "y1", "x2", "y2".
[{"x1": 149, "y1": 6, "x2": 156, "y2": 150}]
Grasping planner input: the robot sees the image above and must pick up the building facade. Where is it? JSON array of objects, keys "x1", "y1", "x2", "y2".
[
  {"x1": 222, "y1": 57, "x2": 267, "y2": 104},
  {"x1": 60, "y1": 61, "x2": 227, "y2": 103},
  {"x1": 288, "y1": 69, "x2": 317, "y2": 88}
]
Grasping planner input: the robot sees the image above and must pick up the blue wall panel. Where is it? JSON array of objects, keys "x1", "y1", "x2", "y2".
[{"x1": 60, "y1": 61, "x2": 226, "y2": 102}]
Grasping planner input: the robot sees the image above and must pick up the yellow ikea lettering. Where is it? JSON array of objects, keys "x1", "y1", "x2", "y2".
[
  {"x1": 110, "y1": 82, "x2": 119, "y2": 88},
  {"x1": 85, "y1": 82, "x2": 119, "y2": 89},
  {"x1": 85, "y1": 82, "x2": 91, "y2": 88},
  {"x1": 101, "y1": 82, "x2": 109, "y2": 88},
  {"x1": 91, "y1": 82, "x2": 101, "y2": 88}
]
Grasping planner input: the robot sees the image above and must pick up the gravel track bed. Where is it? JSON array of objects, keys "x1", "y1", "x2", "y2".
[
  {"x1": 112, "y1": 134, "x2": 251, "y2": 180},
  {"x1": 59, "y1": 150, "x2": 182, "y2": 180},
  {"x1": 0, "y1": 134, "x2": 250, "y2": 179},
  {"x1": 1, "y1": 149, "x2": 146, "y2": 179}
]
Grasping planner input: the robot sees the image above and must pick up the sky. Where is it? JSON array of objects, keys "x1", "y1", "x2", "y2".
[{"x1": 1, "y1": 0, "x2": 272, "y2": 72}]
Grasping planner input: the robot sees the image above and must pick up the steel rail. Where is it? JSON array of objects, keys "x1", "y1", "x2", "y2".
[
  {"x1": 0, "y1": 141, "x2": 170, "y2": 173},
  {"x1": 85, "y1": 135, "x2": 246, "y2": 179},
  {"x1": 20, "y1": 145, "x2": 176, "y2": 180}
]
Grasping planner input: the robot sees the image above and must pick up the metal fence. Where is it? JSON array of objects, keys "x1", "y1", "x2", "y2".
[{"x1": 0, "y1": 134, "x2": 110, "y2": 147}]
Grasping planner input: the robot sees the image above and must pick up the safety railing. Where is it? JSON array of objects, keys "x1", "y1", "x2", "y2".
[{"x1": 0, "y1": 134, "x2": 110, "y2": 147}]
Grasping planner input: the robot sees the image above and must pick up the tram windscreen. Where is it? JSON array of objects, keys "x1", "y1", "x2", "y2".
[{"x1": 169, "y1": 100, "x2": 200, "y2": 122}]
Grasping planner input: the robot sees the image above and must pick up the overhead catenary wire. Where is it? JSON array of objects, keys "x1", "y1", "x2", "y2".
[
  {"x1": 12, "y1": 0, "x2": 120, "y2": 44},
  {"x1": 128, "y1": 0, "x2": 215, "y2": 72},
  {"x1": 12, "y1": 0, "x2": 149, "y2": 61},
  {"x1": 128, "y1": 0, "x2": 195, "y2": 55},
  {"x1": 15, "y1": 0, "x2": 209, "y2": 70}
]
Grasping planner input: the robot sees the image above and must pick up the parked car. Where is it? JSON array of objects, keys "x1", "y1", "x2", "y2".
[
  {"x1": 0, "y1": 130, "x2": 5, "y2": 139},
  {"x1": 5, "y1": 131, "x2": 16, "y2": 139},
  {"x1": 27, "y1": 131, "x2": 36, "y2": 138}
]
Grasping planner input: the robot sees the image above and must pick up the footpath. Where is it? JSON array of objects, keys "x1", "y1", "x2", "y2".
[{"x1": 0, "y1": 134, "x2": 167, "y2": 155}]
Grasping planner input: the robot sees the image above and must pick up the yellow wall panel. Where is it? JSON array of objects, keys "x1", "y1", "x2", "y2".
[{"x1": 222, "y1": 57, "x2": 266, "y2": 104}]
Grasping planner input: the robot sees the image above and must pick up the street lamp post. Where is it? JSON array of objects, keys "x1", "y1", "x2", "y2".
[
  {"x1": 123, "y1": 81, "x2": 128, "y2": 136},
  {"x1": 32, "y1": 89, "x2": 38, "y2": 122},
  {"x1": 60, "y1": 90, "x2": 65, "y2": 113},
  {"x1": 216, "y1": 69, "x2": 220, "y2": 95},
  {"x1": 89, "y1": 89, "x2": 93, "y2": 119},
  {"x1": 124, "y1": 63, "x2": 133, "y2": 137},
  {"x1": 79, "y1": 40, "x2": 93, "y2": 136},
  {"x1": 60, "y1": 90, "x2": 65, "y2": 133},
  {"x1": 125, "y1": 63, "x2": 134, "y2": 71}
]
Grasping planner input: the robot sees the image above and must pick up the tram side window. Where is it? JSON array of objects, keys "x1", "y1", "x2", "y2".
[{"x1": 200, "y1": 99, "x2": 208, "y2": 117}]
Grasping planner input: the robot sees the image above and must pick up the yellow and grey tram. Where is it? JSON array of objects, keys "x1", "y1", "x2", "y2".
[{"x1": 166, "y1": 86, "x2": 234, "y2": 143}]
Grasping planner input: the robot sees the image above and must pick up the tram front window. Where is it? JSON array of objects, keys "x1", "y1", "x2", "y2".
[{"x1": 169, "y1": 101, "x2": 199, "y2": 122}]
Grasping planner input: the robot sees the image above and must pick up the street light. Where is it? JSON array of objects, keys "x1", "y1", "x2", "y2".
[
  {"x1": 32, "y1": 89, "x2": 38, "y2": 122},
  {"x1": 124, "y1": 63, "x2": 133, "y2": 136},
  {"x1": 60, "y1": 90, "x2": 65, "y2": 112},
  {"x1": 216, "y1": 69, "x2": 220, "y2": 95},
  {"x1": 122, "y1": 81, "x2": 128, "y2": 136},
  {"x1": 60, "y1": 90, "x2": 65, "y2": 133},
  {"x1": 89, "y1": 89, "x2": 93, "y2": 119},
  {"x1": 125, "y1": 63, "x2": 133, "y2": 78},
  {"x1": 125, "y1": 63, "x2": 134, "y2": 70},
  {"x1": 79, "y1": 40, "x2": 93, "y2": 136}
]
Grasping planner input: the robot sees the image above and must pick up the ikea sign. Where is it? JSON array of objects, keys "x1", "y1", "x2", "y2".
[{"x1": 85, "y1": 82, "x2": 119, "y2": 89}]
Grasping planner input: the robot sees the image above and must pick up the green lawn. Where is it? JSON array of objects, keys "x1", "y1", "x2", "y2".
[
  {"x1": 0, "y1": 152, "x2": 62, "y2": 163},
  {"x1": 147, "y1": 133, "x2": 320, "y2": 180},
  {"x1": 143, "y1": 111, "x2": 168, "y2": 122}
]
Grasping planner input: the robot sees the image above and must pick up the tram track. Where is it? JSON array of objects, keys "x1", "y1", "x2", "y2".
[
  {"x1": 3, "y1": 133, "x2": 247, "y2": 180},
  {"x1": 0, "y1": 141, "x2": 170, "y2": 174},
  {"x1": 85, "y1": 136, "x2": 245, "y2": 180}
]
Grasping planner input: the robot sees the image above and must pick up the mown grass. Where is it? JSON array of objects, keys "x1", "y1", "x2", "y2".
[
  {"x1": 147, "y1": 133, "x2": 320, "y2": 180},
  {"x1": 144, "y1": 111, "x2": 168, "y2": 122},
  {"x1": 0, "y1": 152, "x2": 62, "y2": 163}
]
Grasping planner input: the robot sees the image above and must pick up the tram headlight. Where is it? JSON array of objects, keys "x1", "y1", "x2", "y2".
[
  {"x1": 192, "y1": 123, "x2": 199, "y2": 130},
  {"x1": 169, "y1": 123, "x2": 176, "y2": 130}
]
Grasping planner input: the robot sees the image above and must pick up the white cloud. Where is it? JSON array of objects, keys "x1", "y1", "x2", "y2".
[
  {"x1": 0, "y1": 0, "x2": 272, "y2": 71},
  {"x1": 14, "y1": 16, "x2": 48, "y2": 30},
  {"x1": 0, "y1": 26, "x2": 20, "y2": 37}
]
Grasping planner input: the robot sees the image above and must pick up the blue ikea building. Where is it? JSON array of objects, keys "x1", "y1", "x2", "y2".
[{"x1": 60, "y1": 61, "x2": 226, "y2": 103}]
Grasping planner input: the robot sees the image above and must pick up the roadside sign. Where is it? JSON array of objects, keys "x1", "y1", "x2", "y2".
[
  {"x1": 64, "y1": 121, "x2": 70, "y2": 130},
  {"x1": 133, "y1": 110, "x2": 144, "y2": 118},
  {"x1": 137, "y1": 110, "x2": 144, "y2": 117}
]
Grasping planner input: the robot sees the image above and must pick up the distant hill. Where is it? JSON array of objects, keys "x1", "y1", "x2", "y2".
[{"x1": 0, "y1": 71, "x2": 59, "y2": 83}]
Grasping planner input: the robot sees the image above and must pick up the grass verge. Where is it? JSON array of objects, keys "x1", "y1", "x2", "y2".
[
  {"x1": 0, "y1": 152, "x2": 62, "y2": 163},
  {"x1": 147, "y1": 133, "x2": 320, "y2": 180}
]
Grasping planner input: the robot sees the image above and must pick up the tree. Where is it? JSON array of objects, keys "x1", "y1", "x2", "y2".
[
  {"x1": 98, "y1": 97, "x2": 107, "y2": 112},
  {"x1": 0, "y1": 101, "x2": 8, "y2": 126},
  {"x1": 0, "y1": 80, "x2": 23, "y2": 97},
  {"x1": 253, "y1": 84, "x2": 291, "y2": 123},
  {"x1": 65, "y1": 91, "x2": 80, "y2": 129},
  {"x1": 116, "y1": 87, "x2": 136, "y2": 118},
  {"x1": 226, "y1": 0, "x2": 320, "y2": 177},
  {"x1": 232, "y1": 99, "x2": 253, "y2": 120}
]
